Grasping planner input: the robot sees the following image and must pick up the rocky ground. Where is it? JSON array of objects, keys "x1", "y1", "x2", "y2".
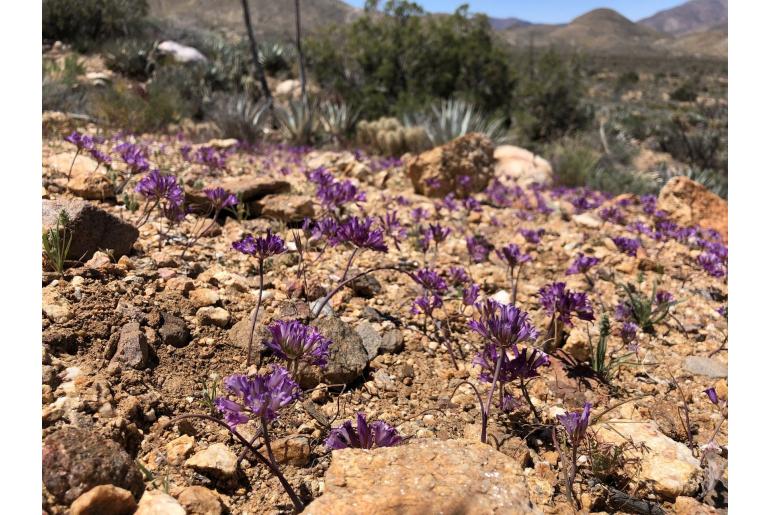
[{"x1": 41, "y1": 117, "x2": 728, "y2": 514}]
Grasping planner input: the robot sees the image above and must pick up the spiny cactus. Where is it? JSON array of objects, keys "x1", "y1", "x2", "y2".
[{"x1": 357, "y1": 117, "x2": 429, "y2": 156}]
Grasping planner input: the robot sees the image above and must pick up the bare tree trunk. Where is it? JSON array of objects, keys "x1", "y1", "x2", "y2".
[
  {"x1": 294, "y1": 0, "x2": 307, "y2": 102},
  {"x1": 240, "y1": 0, "x2": 273, "y2": 110}
]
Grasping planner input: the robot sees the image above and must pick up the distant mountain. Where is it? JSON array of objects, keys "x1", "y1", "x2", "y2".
[
  {"x1": 147, "y1": 0, "x2": 360, "y2": 40},
  {"x1": 501, "y1": 8, "x2": 670, "y2": 56},
  {"x1": 487, "y1": 17, "x2": 531, "y2": 31},
  {"x1": 639, "y1": 0, "x2": 728, "y2": 36},
  {"x1": 661, "y1": 22, "x2": 727, "y2": 57}
]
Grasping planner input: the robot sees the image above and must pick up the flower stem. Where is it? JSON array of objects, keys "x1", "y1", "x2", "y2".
[
  {"x1": 481, "y1": 351, "x2": 504, "y2": 444},
  {"x1": 519, "y1": 377, "x2": 541, "y2": 423},
  {"x1": 247, "y1": 260, "x2": 265, "y2": 366},
  {"x1": 261, "y1": 416, "x2": 278, "y2": 469},
  {"x1": 66, "y1": 149, "x2": 81, "y2": 186}
]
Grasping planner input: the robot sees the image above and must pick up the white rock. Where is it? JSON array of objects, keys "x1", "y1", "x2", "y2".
[{"x1": 157, "y1": 41, "x2": 207, "y2": 63}]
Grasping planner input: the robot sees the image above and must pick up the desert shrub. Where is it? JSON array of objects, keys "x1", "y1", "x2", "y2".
[
  {"x1": 258, "y1": 42, "x2": 296, "y2": 75},
  {"x1": 356, "y1": 117, "x2": 430, "y2": 156},
  {"x1": 670, "y1": 79, "x2": 699, "y2": 102},
  {"x1": 306, "y1": 1, "x2": 514, "y2": 120},
  {"x1": 102, "y1": 38, "x2": 153, "y2": 81},
  {"x1": 615, "y1": 71, "x2": 640, "y2": 92},
  {"x1": 653, "y1": 163, "x2": 727, "y2": 199},
  {"x1": 209, "y1": 93, "x2": 270, "y2": 143},
  {"x1": 653, "y1": 105, "x2": 727, "y2": 174},
  {"x1": 43, "y1": 0, "x2": 149, "y2": 48},
  {"x1": 549, "y1": 138, "x2": 657, "y2": 196},
  {"x1": 404, "y1": 98, "x2": 508, "y2": 146},
  {"x1": 513, "y1": 50, "x2": 594, "y2": 143},
  {"x1": 42, "y1": 56, "x2": 90, "y2": 113}
]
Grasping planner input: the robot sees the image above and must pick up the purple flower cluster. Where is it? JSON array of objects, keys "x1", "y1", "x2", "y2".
[
  {"x1": 566, "y1": 253, "x2": 599, "y2": 275},
  {"x1": 599, "y1": 205, "x2": 626, "y2": 225},
  {"x1": 539, "y1": 282, "x2": 594, "y2": 327},
  {"x1": 183, "y1": 145, "x2": 229, "y2": 171},
  {"x1": 64, "y1": 131, "x2": 95, "y2": 151},
  {"x1": 557, "y1": 403, "x2": 592, "y2": 446},
  {"x1": 317, "y1": 179, "x2": 366, "y2": 210},
  {"x1": 215, "y1": 366, "x2": 301, "y2": 427},
  {"x1": 469, "y1": 300, "x2": 539, "y2": 349},
  {"x1": 135, "y1": 170, "x2": 184, "y2": 207},
  {"x1": 379, "y1": 211, "x2": 407, "y2": 250},
  {"x1": 326, "y1": 412, "x2": 402, "y2": 450},
  {"x1": 611, "y1": 236, "x2": 641, "y2": 257},
  {"x1": 334, "y1": 217, "x2": 388, "y2": 252},
  {"x1": 115, "y1": 142, "x2": 150, "y2": 174},
  {"x1": 473, "y1": 345, "x2": 550, "y2": 383},
  {"x1": 495, "y1": 243, "x2": 532, "y2": 270},
  {"x1": 204, "y1": 187, "x2": 238, "y2": 211},
  {"x1": 232, "y1": 229, "x2": 287, "y2": 259},
  {"x1": 520, "y1": 228, "x2": 545, "y2": 244},
  {"x1": 266, "y1": 320, "x2": 332, "y2": 368},
  {"x1": 466, "y1": 235, "x2": 494, "y2": 263},
  {"x1": 413, "y1": 268, "x2": 448, "y2": 295}
]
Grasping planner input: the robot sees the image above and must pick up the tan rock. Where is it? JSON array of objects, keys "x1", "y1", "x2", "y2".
[
  {"x1": 263, "y1": 436, "x2": 311, "y2": 466},
  {"x1": 70, "y1": 485, "x2": 137, "y2": 515},
  {"x1": 189, "y1": 288, "x2": 220, "y2": 308},
  {"x1": 185, "y1": 443, "x2": 237, "y2": 479},
  {"x1": 196, "y1": 306, "x2": 231, "y2": 327},
  {"x1": 166, "y1": 435, "x2": 195, "y2": 465},
  {"x1": 45, "y1": 152, "x2": 115, "y2": 199},
  {"x1": 563, "y1": 327, "x2": 592, "y2": 363},
  {"x1": 673, "y1": 496, "x2": 720, "y2": 514},
  {"x1": 42, "y1": 286, "x2": 73, "y2": 323},
  {"x1": 405, "y1": 133, "x2": 495, "y2": 197},
  {"x1": 658, "y1": 176, "x2": 727, "y2": 242},
  {"x1": 304, "y1": 439, "x2": 538, "y2": 514},
  {"x1": 494, "y1": 145, "x2": 553, "y2": 187},
  {"x1": 177, "y1": 486, "x2": 223, "y2": 515},
  {"x1": 135, "y1": 490, "x2": 185, "y2": 515},
  {"x1": 252, "y1": 193, "x2": 315, "y2": 222},
  {"x1": 572, "y1": 212, "x2": 602, "y2": 229},
  {"x1": 594, "y1": 419, "x2": 702, "y2": 499}
]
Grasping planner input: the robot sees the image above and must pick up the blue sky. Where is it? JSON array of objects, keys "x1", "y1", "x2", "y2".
[{"x1": 345, "y1": 1, "x2": 686, "y2": 24}]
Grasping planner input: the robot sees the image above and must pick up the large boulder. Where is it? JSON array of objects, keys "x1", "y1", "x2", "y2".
[
  {"x1": 594, "y1": 418, "x2": 702, "y2": 499},
  {"x1": 42, "y1": 427, "x2": 145, "y2": 504},
  {"x1": 405, "y1": 133, "x2": 494, "y2": 197},
  {"x1": 42, "y1": 199, "x2": 138, "y2": 260},
  {"x1": 304, "y1": 439, "x2": 537, "y2": 514},
  {"x1": 185, "y1": 176, "x2": 290, "y2": 207},
  {"x1": 45, "y1": 152, "x2": 114, "y2": 200},
  {"x1": 658, "y1": 176, "x2": 727, "y2": 242},
  {"x1": 252, "y1": 193, "x2": 315, "y2": 223},
  {"x1": 494, "y1": 145, "x2": 553, "y2": 187}
]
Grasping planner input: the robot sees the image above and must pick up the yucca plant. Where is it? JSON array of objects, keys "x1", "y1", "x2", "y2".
[
  {"x1": 275, "y1": 98, "x2": 319, "y2": 144},
  {"x1": 405, "y1": 98, "x2": 509, "y2": 146},
  {"x1": 210, "y1": 93, "x2": 270, "y2": 143},
  {"x1": 320, "y1": 99, "x2": 361, "y2": 143},
  {"x1": 258, "y1": 42, "x2": 295, "y2": 74}
]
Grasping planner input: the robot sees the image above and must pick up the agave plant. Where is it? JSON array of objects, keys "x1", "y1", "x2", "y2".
[
  {"x1": 210, "y1": 93, "x2": 270, "y2": 143},
  {"x1": 404, "y1": 98, "x2": 509, "y2": 146},
  {"x1": 275, "y1": 98, "x2": 319, "y2": 144},
  {"x1": 320, "y1": 99, "x2": 361, "y2": 143},
  {"x1": 258, "y1": 42, "x2": 295, "y2": 74},
  {"x1": 652, "y1": 163, "x2": 727, "y2": 199}
]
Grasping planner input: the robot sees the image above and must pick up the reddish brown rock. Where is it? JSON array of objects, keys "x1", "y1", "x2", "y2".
[
  {"x1": 304, "y1": 439, "x2": 536, "y2": 514},
  {"x1": 658, "y1": 176, "x2": 727, "y2": 242},
  {"x1": 405, "y1": 133, "x2": 494, "y2": 197}
]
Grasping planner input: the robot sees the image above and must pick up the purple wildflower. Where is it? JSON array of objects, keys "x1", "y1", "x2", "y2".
[
  {"x1": 448, "y1": 266, "x2": 470, "y2": 286},
  {"x1": 599, "y1": 205, "x2": 625, "y2": 225},
  {"x1": 612, "y1": 237, "x2": 640, "y2": 257},
  {"x1": 317, "y1": 179, "x2": 366, "y2": 209},
  {"x1": 232, "y1": 229, "x2": 287, "y2": 259},
  {"x1": 307, "y1": 167, "x2": 334, "y2": 187},
  {"x1": 463, "y1": 196, "x2": 482, "y2": 212},
  {"x1": 566, "y1": 253, "x2": 600, "y2": 275},
  {"x1": 615, "y1": 302, "x2": 632, "y2": 321},
  {"x1": 468, "y1": 300, "x2": 539, "y2": 350},
  {"x1": 539, "y1": 282, "x2": 594, "y2": 327},
  {"x1": 266, "y1": 320, "x2": 332, "y2": 368},
  {"x1": 698, "y1": 252, "x2": 726, "y2": 277},
  {"x1": 655, "y1": 290, "x2": 675, "y2": 306},
  {"x1": 204, "y1": 187, "x2": 238, "y2": 211},
  {"x1": 336, "y1": 217, "x2": 388, "y2": 252},
  {"x1": 495, "y1": 243, "x2": 532, "y2": 270},
  {"x1": 326, "y1": 412, "x2": 402, "y2": 450},
  {"x1": 379, "y1": 210, "x2": 407, "y2": 250},
  {"x1": 557, "y1": 403, "x2": 592, "y2": 446},
  {"x1": 620, "y1": 321, "x2": 638, "y2": 345},
  {"x1": 411, "y1": 294, "x2": 443, "y2": 317},
  {"x1": 704, "y1": 387, "x2": 720, "y2": 406},
  {"x1": 640, "y1": 195, "x2": 657, "y2": 215},
  {"x1": 473, "y1": 345, "x2": 550, "y2": 383},
  {"x1": 410, "y1": 207, "x2": 430, "y2": 223},
  {"x1": 466, "y1": 235, "x2": 493, "y2": 263},
  {"x1": 441, "y1": 194, "x2": 459, "y2": 212},
  {"x1": 115, "y1": 142, "x2": 149, "y2": 174},
  {"x1": 520, "y1": 228, "x2": 545, "y2": 244},
  {"x1": 215, "y1": 366, "x2": 301, "y2": 427},
  {"x1": 88, "y1": 148, "x2": 112, "y2": 166},
  {"x1": 428, "y1": 223, "x2": 451, "y2": 245},
  {"x1": 463, "y1": 284, "x2": 480, "y2": 306},
  {"x1": 413, "y1": 268, "x2": 448, "y2": 295},
  {"x1": 135, "y1": 170, "x2": 184, "y2": 206},
  {"x1": 64, "y1": 131, "x2": 95, "y2": 151}
]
